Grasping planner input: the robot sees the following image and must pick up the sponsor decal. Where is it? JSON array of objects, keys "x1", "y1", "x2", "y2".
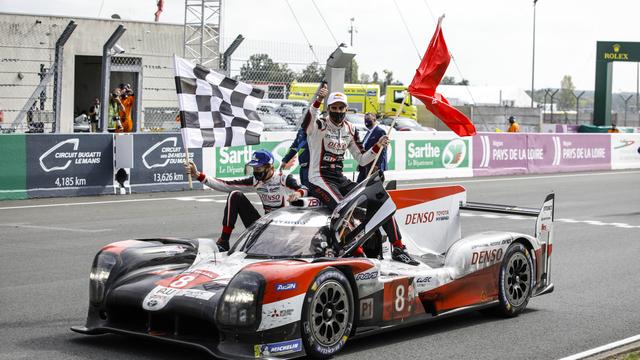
[
  {"x1": 270, "y1": 308, "x2": 294, "y2": 318},
  {"x1": 354, "y1": 270, "x2": 378, "y2": 281},
  {"x1": 416, "y1": 277, "x2": 432, "y2": 284},
  {"x1": 405, "y1": 139, "x2": 469, "y2": 170},
  {"x1": 471, "y1": 248, "x2": 504, "y2": 265},
  {"x1": 177, "y1": 289, "x2": 215, "y2": 301},
  {"x1": 275, "y1": 282, "x2": 297, "y2": 292},
  {"x1": 360, "y1": 298, "x2": 374, "y2": 320},
  {"x1": 254, "y1": 339, "x2": 302, "y2": 357}
]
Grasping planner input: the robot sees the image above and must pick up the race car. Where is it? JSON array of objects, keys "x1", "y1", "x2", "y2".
[{"x1": 72, "y1": 174, "x2": 555, "y2": 359}]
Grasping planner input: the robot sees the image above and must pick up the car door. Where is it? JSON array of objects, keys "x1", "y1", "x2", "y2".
[{"x1": 329, "y1": 173, "x2": 397, "y2": 256}]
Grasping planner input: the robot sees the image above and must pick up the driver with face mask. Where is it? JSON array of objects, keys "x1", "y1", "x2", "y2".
[
  {"x1": 301, "y1": 84, "x2": 419, "y2": 265},
  {"x1": 186, "y1": 149, "x2": 307, "y2": 251}
]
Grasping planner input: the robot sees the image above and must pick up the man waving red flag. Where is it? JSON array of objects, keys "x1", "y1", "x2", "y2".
[{"x1": 408, "y1": 16, "x2": 476, "y2": 137}]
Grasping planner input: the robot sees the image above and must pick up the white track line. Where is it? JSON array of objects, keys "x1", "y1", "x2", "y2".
[
  {"x1": 398, "y1": 170, "x2": 640, "y2": 187},
  {"x1": 461, "y1": 212, "x2": 640, "y2": 229},
  {"x1": 0, "y1": 223, "x2": 111, "y2": 233},
  {"x1": 558, "y1": 334, "x2": 640, "y2": 360},
  {"x1": 0, "y1": 194, "x2": 229, "y2": 211}
]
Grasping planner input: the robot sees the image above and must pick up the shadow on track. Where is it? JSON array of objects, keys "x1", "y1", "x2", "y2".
[{"x1": 341, "y1": 308, "x2": 539, "y2": 355}]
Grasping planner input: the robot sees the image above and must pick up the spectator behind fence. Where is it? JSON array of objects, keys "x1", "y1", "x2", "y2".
[
  {"x1": 88, "y1": 97, "x2": 100, "y2": 132},
  {"x1": 507, "y1": 116, "x2": 520, "y2": 132},
  {"x1": 608, "y1": 123, "x2": 620, "y2": 133}
]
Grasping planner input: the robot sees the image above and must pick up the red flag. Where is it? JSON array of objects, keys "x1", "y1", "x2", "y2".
[{"x1": 408, "y1": 17, "x2": 476, "y2": 137}]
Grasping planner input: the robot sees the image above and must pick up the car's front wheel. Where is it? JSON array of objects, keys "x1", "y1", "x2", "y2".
[
  {"x1": 496, "y1": 242, "x2": 533, "y2": 317},
  {"x1": 301, "y1": 268, "x2": 354, "y2": 359}
]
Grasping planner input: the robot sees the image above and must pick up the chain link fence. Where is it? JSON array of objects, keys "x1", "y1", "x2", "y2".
[
  {"x1": 0, "y1": 16, "x2": 67, "y2": 133},
  {"x1": 103, "y1": 24, "x2": 183, "y2": 132}
]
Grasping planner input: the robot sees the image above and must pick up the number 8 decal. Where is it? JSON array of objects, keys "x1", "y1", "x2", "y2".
[
  {"x1": 170, "y1": 275, "x2": 195, "y2": 288},
  {"x1": 394, "y1": 284, "x2": 405, "y2": 312}
]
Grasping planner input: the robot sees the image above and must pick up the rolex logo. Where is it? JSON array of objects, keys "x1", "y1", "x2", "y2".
[{"x1": 612, "y1": 43, "x2": 621, "y2": 53}]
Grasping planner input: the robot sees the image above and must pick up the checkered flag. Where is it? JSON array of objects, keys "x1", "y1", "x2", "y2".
[{"x1": 173, "y1": 56, "x2": 265, "y2": 148}]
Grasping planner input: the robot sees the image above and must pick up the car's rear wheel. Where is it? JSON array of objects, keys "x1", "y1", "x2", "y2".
[
  {"x1": 301, "y1": 268, "x2": 354, "y2": 359},
  {"x1": 496, "y1": 243, "x2": 533, "y2": 317}
]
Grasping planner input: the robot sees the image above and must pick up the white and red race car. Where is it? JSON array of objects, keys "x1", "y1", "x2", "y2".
[{"x1": 72, "y1": 175, "x2": 554, "y2": 359}]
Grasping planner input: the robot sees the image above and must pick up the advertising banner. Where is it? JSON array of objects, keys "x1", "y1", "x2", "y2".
[
  {"x1": 404, "y1": 138, "x2": 470, "y2": 170},
  {"x1": 0, "y1": 134, "x2": 27, "y2": 200},
  {"x1": 26, "y1": 134, "x2": 114, "y2": 198},
  {"x1": 527, "y1": 134, "x2": 610, "y2": 173},
  {"x1": 130, "y1": 134, "x2": 202, "y2": 192},
  {"x1": 611, "y1": 133, "x2": 640, "y2": 169},
  {"x1": 473, "y1": 133, "x2": 611, "y2": 175},
  {"x1": 212, "y1": 131, "x2": 395, "y2": 179},
  {"x1": 473, "y1": 133, "x2": 529, "y2": 176}
]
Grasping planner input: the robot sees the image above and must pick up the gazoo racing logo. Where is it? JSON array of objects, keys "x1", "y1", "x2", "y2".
[
  {"x1": 442, "y1": 138, "x2": 467, "y2": 169},
  {"x1": 471, "y1": 248, "x2": 503, "y2": 265},
  {"x1": 142, "y1": 137, "x2": 183, "y2": 169}
]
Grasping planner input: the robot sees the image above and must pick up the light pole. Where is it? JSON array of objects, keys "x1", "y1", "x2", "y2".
[{"x1": 531, "y1": 0, "x2": 538, "y2": 108}]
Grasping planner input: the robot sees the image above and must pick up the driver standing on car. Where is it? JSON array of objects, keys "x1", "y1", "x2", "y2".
[
  {"x1": 302, "y1": 85, "x2": 418, "y2": 265},
  {"x1": 185, "y1": 149, "x2": 307, "y2": 251}
]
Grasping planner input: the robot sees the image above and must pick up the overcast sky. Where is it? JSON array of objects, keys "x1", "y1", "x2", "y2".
[{"x1": 1, "y1": 0, "x2": 639, "y2": 93}]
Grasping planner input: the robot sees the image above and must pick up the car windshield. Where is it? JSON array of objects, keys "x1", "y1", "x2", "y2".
[
  {"x1": 395, "y1": 118, "x2": 418, "y2": 128},
  {"x1": 260, "y1": 113, "x2": 288, "y2": 125},
  {"x1": 230, "y1": 208, "x2": 330, "y2": 258}
]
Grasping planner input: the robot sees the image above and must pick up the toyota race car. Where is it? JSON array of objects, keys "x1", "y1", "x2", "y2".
[{"x1": 72, "y1": 175, "x2": 555, "y2": 359}]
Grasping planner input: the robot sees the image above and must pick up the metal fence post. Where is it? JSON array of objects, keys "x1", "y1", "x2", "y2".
[
  {"x1": 100, "y1": 25, "x2": 127, "y2": 133},
  {"x1": 52, "y1": 20, "x2": 77, "y2": 133}
]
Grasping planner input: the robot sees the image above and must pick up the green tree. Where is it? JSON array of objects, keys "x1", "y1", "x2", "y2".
[
  {"x1": 441, "y1": 76, "x2": 456, "y2": 85},
  {"x1": 383, "y1": 69, "x2": 393, "y2": 87},
  {"x1": 558, "y1": 75, "x2": 576, "y2": 110},
  {"x1": 372, "y1": 71, "x2": 379, "y2": 84},
  {"x1": 297, "y1": 62, "x2": 325, "y2": 82},
  {"x1": 240, "y1": 54, "x2": 295, "y2": 83},
  {"x1": 360, "y1": 73, "x2": 371, "y2": 83},
  {"x1": 345, "y1": 58, "x2": 359, "y2": 83},
  {"x1": 457, "y1": 78, "x2": 470, "y2": 85}
]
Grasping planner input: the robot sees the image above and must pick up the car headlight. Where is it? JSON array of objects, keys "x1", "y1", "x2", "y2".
[
  {"x1": 217, "y1": 271, "x2": 265, "y2": 329},
  {"x1": 89, "y1": 252, "x2": 118, "y2": 304}
]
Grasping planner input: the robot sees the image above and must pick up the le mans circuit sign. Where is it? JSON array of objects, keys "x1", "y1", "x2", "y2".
[{"x1": 594, "y1": 41, "x2": 640, "y2": 126}]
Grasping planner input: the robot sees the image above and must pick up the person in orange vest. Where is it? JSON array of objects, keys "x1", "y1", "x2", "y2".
[
  {"x1": 607, "y1": 123, "x2": 620, "y2": 133},
  {"x1": 507, "y1": 116, "x2": 520, "y2": 132}
]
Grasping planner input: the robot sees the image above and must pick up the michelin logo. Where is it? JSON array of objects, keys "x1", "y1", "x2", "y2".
[{"x1": 254, "y1": 339, "x2": 302, "y2": 357}]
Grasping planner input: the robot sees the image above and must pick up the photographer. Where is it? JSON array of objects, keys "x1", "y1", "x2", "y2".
[
  {"x1": 108, "y1": 85, "x2": 134, "y2": 133},
  {"x1": 108, "y1": 88, "x2": 124, "y2": 132}
]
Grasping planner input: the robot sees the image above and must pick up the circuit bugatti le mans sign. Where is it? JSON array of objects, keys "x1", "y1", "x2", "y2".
[{"x1": 27, "y1": 134, "x2": 113, "y2": 197}]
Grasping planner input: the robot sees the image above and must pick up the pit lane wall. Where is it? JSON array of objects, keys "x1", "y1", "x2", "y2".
[{"x1": 1, "y1": 132, "x2": 639, "y2": 200}]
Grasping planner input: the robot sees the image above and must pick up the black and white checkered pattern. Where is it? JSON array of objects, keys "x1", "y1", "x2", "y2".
[{"x1": 173, "y1": 56, "x2": 265, "y2": 148}]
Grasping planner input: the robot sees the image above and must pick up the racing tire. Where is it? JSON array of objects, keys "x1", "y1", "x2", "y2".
[
  {"x1": 496, "y1": 243, "x2": 534, "y2": 317},
  {"x1": 301, "y1": 267, "x2": 354, "y2": 359}
]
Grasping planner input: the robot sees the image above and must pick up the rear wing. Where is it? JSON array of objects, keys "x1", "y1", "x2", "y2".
[{"x1": 461, "y1": 193, "x2": 555, "y2": 293}]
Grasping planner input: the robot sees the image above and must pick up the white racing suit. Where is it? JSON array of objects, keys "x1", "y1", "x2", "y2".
[{"x1": 301, "y1": 101, "x2": 403, "y2": 245}]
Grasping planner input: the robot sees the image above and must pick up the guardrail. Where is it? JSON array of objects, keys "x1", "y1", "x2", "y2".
[{"x1": 1, "y1": 131, "x2": 639, "y2": 200}]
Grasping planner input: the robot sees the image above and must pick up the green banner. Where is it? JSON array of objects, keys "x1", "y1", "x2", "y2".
[
  {"x1": 0, "y1": 134, "x2": 27, "y2": 200},
  {"x1": 405, "y1": 138, "x2": 469, "y2": 170},
  {"x1": 215, "y1": 139, "x2": 396, "y2": 178}
]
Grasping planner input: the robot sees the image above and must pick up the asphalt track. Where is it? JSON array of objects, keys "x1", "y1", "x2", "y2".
[{"x1": 1, "y1": 170, "x2": 639, "y2": 360}]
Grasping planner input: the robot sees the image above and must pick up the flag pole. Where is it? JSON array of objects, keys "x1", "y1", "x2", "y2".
[
  {"x1": 184, "y1": 140, "x2": 193, "y2": 190},
  {"x1": 365, "y1": 90, "x2": 407, "y2": 179},
  {"x1": 338, "y1": 91, "x2": 408, "y2": 244}
]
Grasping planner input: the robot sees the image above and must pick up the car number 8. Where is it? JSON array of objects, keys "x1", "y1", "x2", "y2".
[
  {"x1": 395, "y1": 285, "x2": 405, "y2": 312},
  {"x1": 170, "y1": 275, "x2": 195, "y2": 288}
]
